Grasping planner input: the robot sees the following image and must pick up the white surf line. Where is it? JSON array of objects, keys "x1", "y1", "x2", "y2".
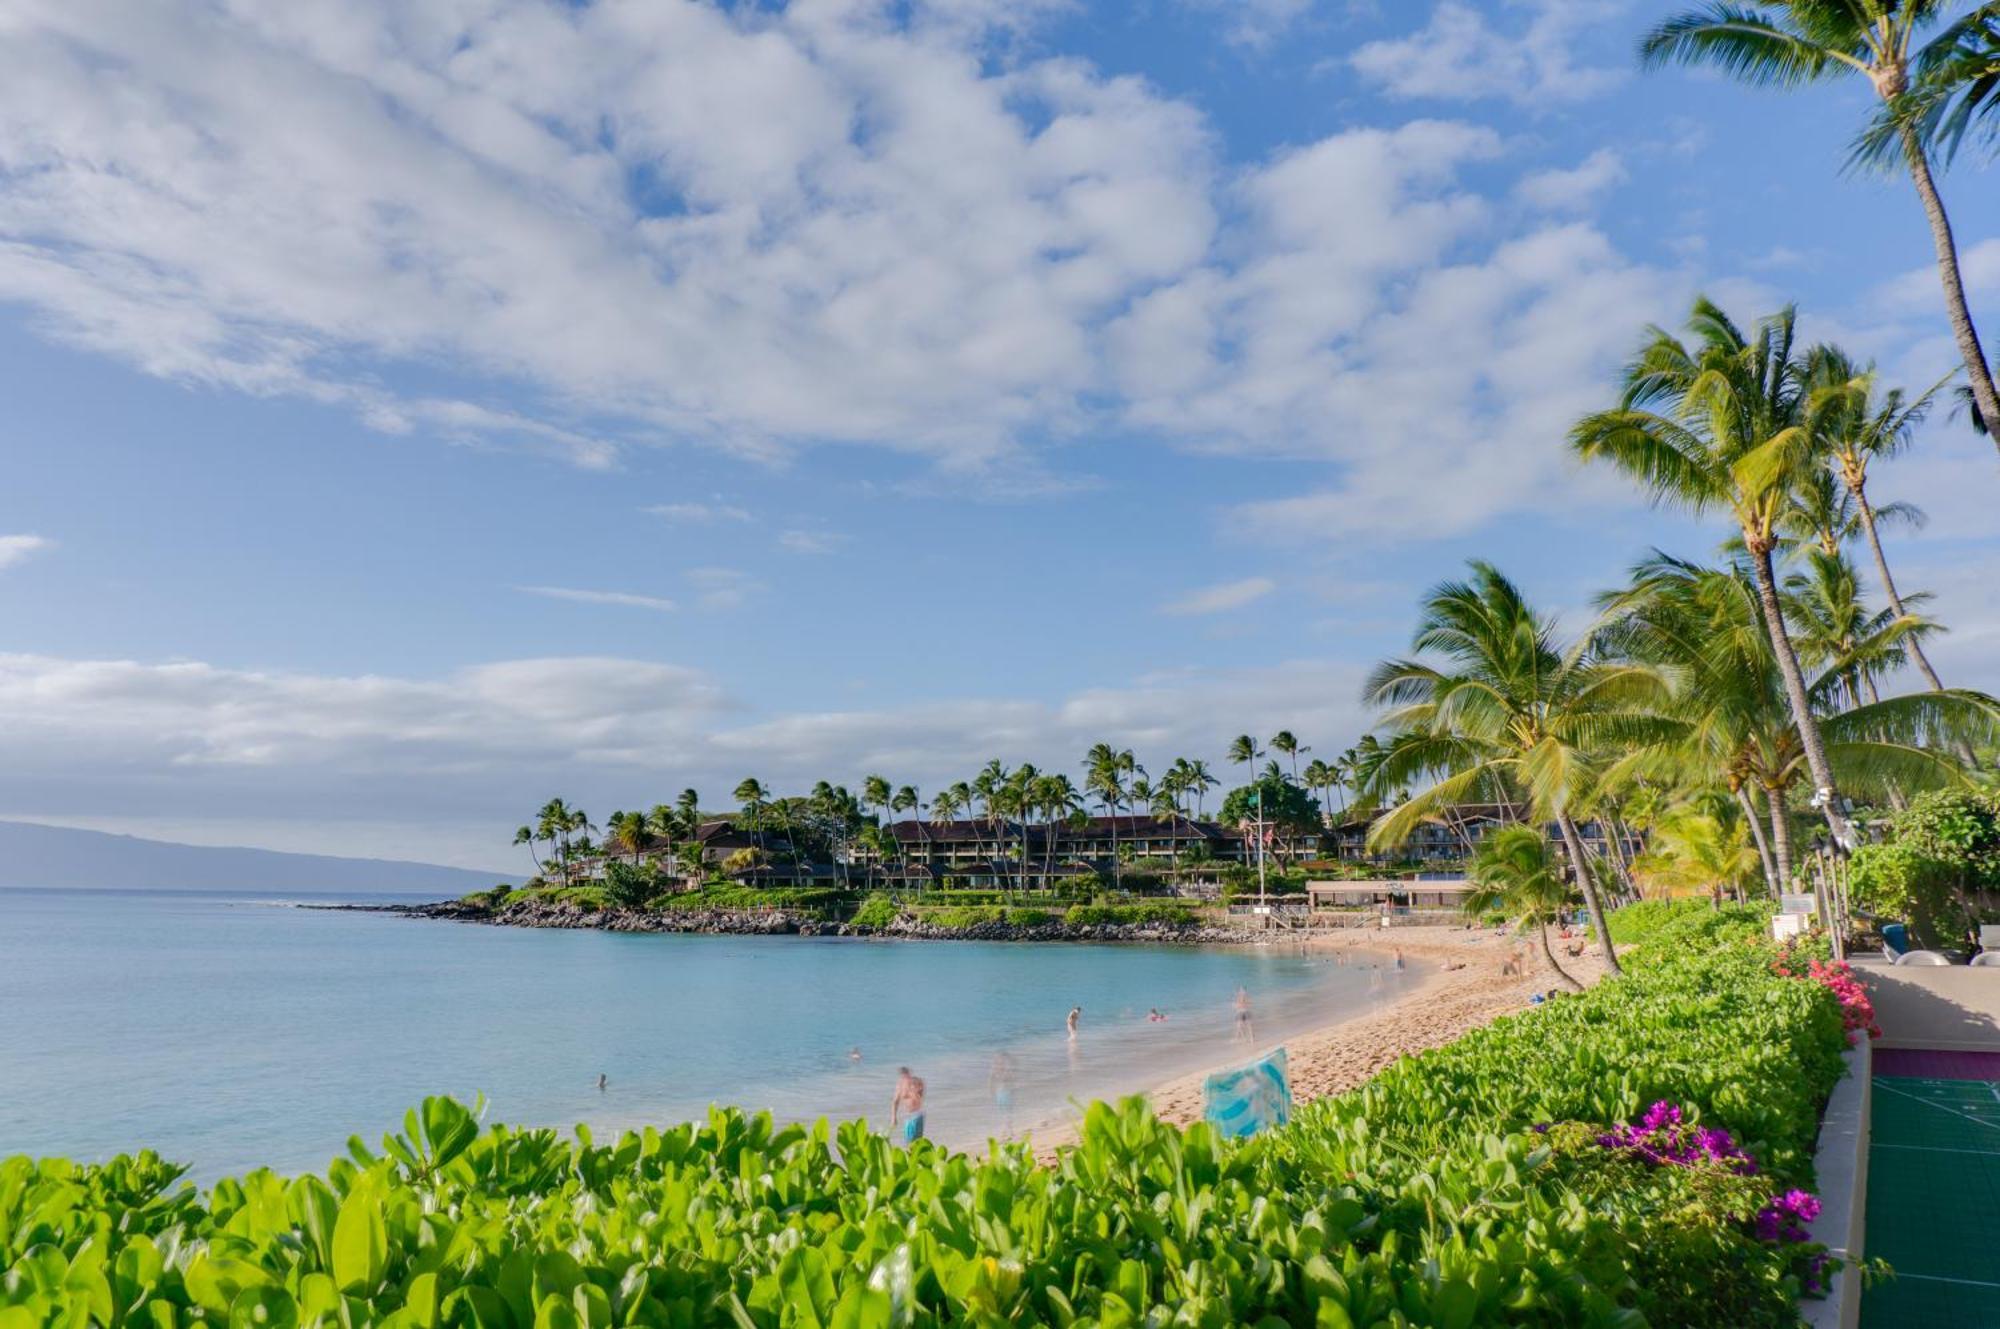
[
  {"x1": 1873, "y1": 1142, "x2": 2000, "y2": 1157},
  {"x1": 1875, "y1": 1080, "x2": 2000, "y2": 1133},
  {"x1": 1892, "y1": 1273, "x2": 2000, "y2": 1290}
]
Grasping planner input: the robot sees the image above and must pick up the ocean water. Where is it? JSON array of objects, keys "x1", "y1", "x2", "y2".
[{"x1": 0, "y1": 888, "x2": 1415, "y2": 1178}]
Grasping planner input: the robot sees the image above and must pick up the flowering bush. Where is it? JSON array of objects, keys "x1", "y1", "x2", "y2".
[
  {"x1": 1775, "y1": 951, "x2": 1882, "y2": 1045},
  {"x1": 1598, "y1": 1099, "x2": 1758, "y2": 1173}
]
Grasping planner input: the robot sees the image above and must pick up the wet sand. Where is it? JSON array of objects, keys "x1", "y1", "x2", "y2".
[{"x1": 1024, "y1": 924, "x2": 1611, "y2": 1152}]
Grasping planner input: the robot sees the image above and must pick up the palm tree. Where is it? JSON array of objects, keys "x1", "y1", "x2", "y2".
[
  {"x1": 1633, "y1": 807, "x2": 1765, "y2": 904},
  {"x1": 1083, "y1": 743, "x2": 1137, "y2": 889},
  {"x1": 536, "y1": 798, "x2": 589, "y2": 887},
  {"x1": 606, "y1": 809, "x2": 651, "y2": 865},
  {"x1": 512, "y1": 825, "x2": 544, "y2": 881},
  {"x1": 1270, "y1": 730, "x2": 1307, "y2": 783},
  {"x1": 1784, "y1": 549, "x2": 1935, "y2": 709},
  {"x1": 862, "y1": 775, "x2": 892, "y2": 831},
  {"x1": 1572, "y1": 298, "x2": 1859, "y2": 849},
  {"x1": 1362, "y1": 563, "x2": 1677, "y2": 974},
  {"x1": 1600, "y1": 553, "x2": 1998, "y2": 884},
  {"x1": 1802, "y1": 348, "x2": 1955, "y2": 692},
  {"x1": 1641, "y1": 1, "x2": 2000, "y2": 447},
  {"x1": 1462, "y1": 826, "x2": 1584, "y2": 992},
  {"x1": 892, "y1": 785, "x2": 922, "y2": 825},
  {"x1": 1035, "y1": 773, "x2": 1084, "y2": 887},
  {"x1": 1302, "y1": 758, "x2": 1338, "y2": 827},
  {"x1": 1182, "y1": 759, "x2": 1219, "y2": 818},
  {"x1": 733, "y1": 778, "x2": 768, "y2": 834}
]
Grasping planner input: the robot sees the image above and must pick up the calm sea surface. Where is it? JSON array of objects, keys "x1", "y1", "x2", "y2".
[{"x1": 0, "y1": 888, "x2": 1414, "y2": 1178}]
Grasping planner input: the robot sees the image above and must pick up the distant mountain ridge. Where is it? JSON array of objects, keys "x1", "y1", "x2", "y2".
[{"x1": 0, "y1": 820, "x2": 510, "y2": 893}]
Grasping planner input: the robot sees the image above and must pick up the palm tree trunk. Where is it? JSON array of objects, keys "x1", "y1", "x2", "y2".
[
  {"x1": 1736, "y1": 785, "x2": 1779, "y2": 896},
  {"x1": 1555, "y1": 813, "x2": 1621, "y2": 975},
  {"x1": 1854, "y1": 487, "x2": 1947, "y2": 689},
  {"x1": 1538, "y1": 921, "x2": 1584, "y2": 992},
  {"x1": 1902, "y1": 129, "x2": 2000, "y2": 450},
  {"x1": 1748, "y1": 543, "x2": 1853, "y2": 849},
  {"x1": 1766, "y1": 785, "x2": 1794, "y2": 889},
  {"x1": 1854, "y1": 483, "x2": 1977, "y2": 769}
]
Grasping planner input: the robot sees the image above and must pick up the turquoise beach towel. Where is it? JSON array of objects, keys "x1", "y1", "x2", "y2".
[{"x1": 1202, "y1": 1047, "x2": 1291, "y2": 1139}]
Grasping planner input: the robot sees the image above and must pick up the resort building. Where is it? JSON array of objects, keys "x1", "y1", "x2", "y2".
[
  {"x1": 1326, "y1": 802, "x2": 1643, "y2": 868},
  {"x1": 872, "y1": 815, "x2": 1250, "y2": 887}
]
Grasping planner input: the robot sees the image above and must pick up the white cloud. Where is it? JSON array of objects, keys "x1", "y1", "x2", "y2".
[
  {"x1": 1515, "y1": 149, "x2": 1625, "y2": 212},
  {"x1": 685, "y1": 567, "x2": 764, "y2": 610},
  {"x1": 644, "y1": 501, "x2": 752, "y2": 524},
  {"x1": 1161, "y1": 576, "x2": 1276, "y2": 615},
  {"x1": 0, "y1": 534, "x2": 52, "y2": 571},
  {"x1": 517, "y1": 586, "x2": 676, "y2": 612},
  {"x1": 1178, "y1": 0, "x2": 1314, "y2": 49},
  {"x1": 0, "y1": 647, "x2": 1371, "y2": 864},
  {"x1": 777, "y1": 530, "x2": 845, "y2": 555},
  {"x1": 1351, "y1": 0, "x2": 1625, "y2": 106}
]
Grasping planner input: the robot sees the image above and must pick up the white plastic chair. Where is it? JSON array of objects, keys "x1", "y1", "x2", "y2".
[
  {"x1": 1895, "y1": 949, "x2": 1953, "y2": 966},
  {"x1": 1969, "y1": 951, "x2": 2000, "y2": 967}
]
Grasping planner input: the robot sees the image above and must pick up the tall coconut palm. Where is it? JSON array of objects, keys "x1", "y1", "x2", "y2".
[
  {"x1": 1641, "y1": 2, "x2": 2000, "y2": 447},
  {"x1": 1302, "y1": 757, "x2": 1338, "y2": 827},
  {"x1": 1462, "y1": 826, "x2": 1585, "y2": 992},
  {"x1": 1572, "y1": 298, "x2": 1860, "y2": 849},
  {"x1": 1362, "y1": 562, "x2": 1678, "y2": 974},
  {"x1": 862, "y1": 775, "x2": 892, "y2": 831},
  {"x1": 733, "y1": 778, "x2": 768, "y2": 834},
  {"x1": 1270, "y1": 730, "x2": 1308, "y2": 783},
  {"x1": 1181, "y1": 759, "x2": 1219, "y2": 818},
  {"x1": 1802, "y1": 348, "x2": 1955, "y2": 691},
  {"x1": 1083, "y1": 743, "x2": 1137, "y2": 889},
  {"x1": 536, "y1": 798, "x2": 589, "y2": 887}
]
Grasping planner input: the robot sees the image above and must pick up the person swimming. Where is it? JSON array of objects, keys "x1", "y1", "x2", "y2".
[
  {"x1": 1147, "y1": 1007, "x2": 1168, "y2": 1022},
  {"x1": 848, "y1": 1046, "x2": 863, "y2": 1063},
  {"x1": 890, "y1": 1066, "x2": 926, "y2": 1145}
]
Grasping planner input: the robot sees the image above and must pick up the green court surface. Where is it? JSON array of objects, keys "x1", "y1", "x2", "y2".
[{"x1": 1860, "y1": 1075, "x2": 2000, "y2": 1326}]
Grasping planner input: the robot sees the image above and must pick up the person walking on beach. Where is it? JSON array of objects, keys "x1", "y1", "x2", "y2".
[
  {"x1": 890, "y1": 1066, "x2": 926, "y2": 1146},
  {"x1": 988, "y1": 1051, "x2": 1016, "y2": 1137},
  {"x1": 1233, "y1": 985, "x2": 1254, "y2": 1043},
  {"x1": 1066, "y1": 1006, "x2": 1081, "y2": 1040},
  {"x1": 1392, "y1": 948, "x2": 1405, "y2": 973}
]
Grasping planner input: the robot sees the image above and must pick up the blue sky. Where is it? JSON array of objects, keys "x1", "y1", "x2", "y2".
[{"x1": 1, "y1": 0, "x2": 1995, "y2": 869}]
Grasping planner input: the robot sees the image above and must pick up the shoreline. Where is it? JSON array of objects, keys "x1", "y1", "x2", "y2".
[
  {"x1": 363, "y1": 893, "x2": 1304, "y2": 946},
  {"x1": 1022, "y1": 924, "x2": 1611, "y2": 1153}
]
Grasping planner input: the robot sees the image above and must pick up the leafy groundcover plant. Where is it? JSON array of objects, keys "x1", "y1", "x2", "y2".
[{"x1": 2, "y1": 909, "x2": 1848, "y2": 1328}]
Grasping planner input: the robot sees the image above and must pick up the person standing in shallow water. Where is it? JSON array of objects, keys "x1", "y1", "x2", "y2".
[
  {"x1": 1233, "y1": 985, "x2": 1254, "y2": 1043},
  {"x1": 1066, "y1": 1006, "x2": 1081, "y2": 1040},
  {"x1": 890, "y1": 1066, "x2": 926, "y2": 1146},
  {"x1": 988, "y1": 1051, "x2": 1016, "y2": 1138}
]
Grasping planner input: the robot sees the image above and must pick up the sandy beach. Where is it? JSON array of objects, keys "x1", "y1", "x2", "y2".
[{"x1": 1028, "y1": 923, "x2": 1611, "y2": 1151}]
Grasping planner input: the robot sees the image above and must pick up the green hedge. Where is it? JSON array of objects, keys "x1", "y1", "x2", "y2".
[{"x1": 0, "y1": 910, "x2": 1846, "y2": 1327}]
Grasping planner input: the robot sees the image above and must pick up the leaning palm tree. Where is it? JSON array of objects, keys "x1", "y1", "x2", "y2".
[
  {"x1": 1573, "y1": 298, "x2": 1859, "y2": 849},
  {"x1": 1801, "y1": 347, "x2": 1956, "y2": 691},
  {"x1": 512, "y1": 825, "x2": 544, "y2": 881},
  {"x1": 1083, "y1": 743, "x2": 1137, "y2": 889},
  {"x1": 1641, "y1": 2, "x2": 2000, "y2": 446},
  {"x1": 1463, "y1": 826, "x2": 1585, "y2": 992},
  {"x1": 1362, "y1": 562, "x2": 1677, "y2": 974},
  {"x1": 862, "y1": 775, "x2": 892, "y2": 830}
]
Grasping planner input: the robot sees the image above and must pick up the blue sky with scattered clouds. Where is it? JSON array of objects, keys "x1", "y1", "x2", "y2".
[{"x1": 1, "y1": 0, "x2": 1995, "y2": 868}]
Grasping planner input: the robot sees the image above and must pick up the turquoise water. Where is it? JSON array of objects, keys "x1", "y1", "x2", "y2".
[{"x1": 0, "y1": 889, "x2": 1413, "y2": 1177}]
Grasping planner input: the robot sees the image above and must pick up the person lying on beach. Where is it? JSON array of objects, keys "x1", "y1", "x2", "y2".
[{"x1": 890, "y1": 1067, "x2": 926, "y2": 1145}]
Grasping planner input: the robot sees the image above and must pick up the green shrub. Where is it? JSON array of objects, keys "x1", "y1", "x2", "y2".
[
  {"x1": 1003, "y1": 907, "x2": 1053, "y2": 926},
  {"x1": 916, "y1": 904, "x2": 1003, "y2": 929},
  {"x1": 847, "y1": 894, "x2": 899, "y2": 929}
]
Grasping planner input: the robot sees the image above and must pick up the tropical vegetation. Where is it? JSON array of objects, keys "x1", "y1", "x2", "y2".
[{"x1": 1, "y1": 909, "x2": 1853, "y2": 1329}]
